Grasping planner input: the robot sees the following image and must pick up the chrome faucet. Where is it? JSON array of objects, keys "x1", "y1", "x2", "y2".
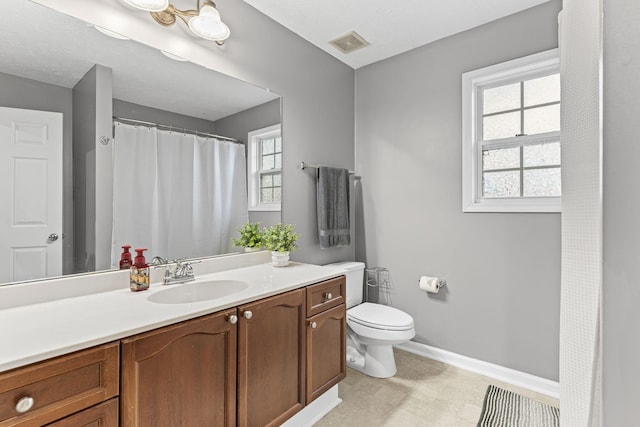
[
  {"x1": 162, "y1": 259, "x2": 197, "y2": 285},
  {"x1": 151, "y1": 256, "x2": 169, "y2": 265}
]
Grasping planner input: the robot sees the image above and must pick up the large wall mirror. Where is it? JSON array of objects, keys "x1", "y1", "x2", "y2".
[{"x1": 0, "y1": 0, "x2": 282, "y2": 286}]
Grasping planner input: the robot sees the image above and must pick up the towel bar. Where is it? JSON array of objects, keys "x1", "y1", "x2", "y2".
[{"x1": 299, "y1": 161, "x2": 355, "y2": 175}]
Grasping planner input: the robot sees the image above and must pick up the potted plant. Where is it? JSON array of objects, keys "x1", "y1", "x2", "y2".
[
  {"x1": 232, "y1": 222, "x2": 264, "y2": 252},
  {"x1": 263, "y1": 223, "x2": 300, "y2": 267}
]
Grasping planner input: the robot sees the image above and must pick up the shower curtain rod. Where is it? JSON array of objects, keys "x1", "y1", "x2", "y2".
[
  {"x1": 113, "y1": 116, "x2": 242, "y2": 144},
  {"x1": 299, "y1": 161, "x2": 355, "y2": 175}
]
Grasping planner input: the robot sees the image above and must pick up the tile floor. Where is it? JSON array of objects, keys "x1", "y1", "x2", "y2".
[{"x1": 315, "y1": 349, "x2": 559, "y2": 427}]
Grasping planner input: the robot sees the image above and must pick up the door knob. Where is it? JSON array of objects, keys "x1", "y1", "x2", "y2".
[
  {"x1": 47, "y1": 233, "x2": 59, "y2": 242},
  {"x1": 324, "y1": 292, "x2": 333, "y2": 300},
  {"x1": 309, "y1": 321, "x2": 317, "y2": 329},
  {"x1": 243, "y1": 311, "x2": 253, "y2": 319},
  {"x1": 227, "y1": 315, "x2": 238, "y2": 324}
]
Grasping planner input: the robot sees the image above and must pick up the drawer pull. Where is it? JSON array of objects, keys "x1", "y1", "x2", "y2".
[
  {"x1": 16, "y1": 396, "x2": 34, "y2": 413},
  {"x1": 309, "y1": 321, "x2": 317, "y2": 329},
  {"x1": 228, "y1": 314, "x2": 238, "y2": 324},
  {"x1": 243, "y1": 310, "x2": 253, "y2": 320},
  {"x1": 324, "y1": 292, "x2": 333, "y2": 300}
]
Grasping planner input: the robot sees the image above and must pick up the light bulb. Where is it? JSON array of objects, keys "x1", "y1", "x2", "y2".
[
  {"x1": 122, "y1": 0, "x2": 169, "y2": 12},
  {"x1": 198, "y1": 4, "x2": 220, "y2": 20},
  {"x1": 188, "y1": 5, "x2": 230, "y2": 41}
]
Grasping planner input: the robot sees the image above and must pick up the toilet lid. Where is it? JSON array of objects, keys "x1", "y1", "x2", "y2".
[{"x1": 348, "y1": 303, "x2": 414, "y2": 330}]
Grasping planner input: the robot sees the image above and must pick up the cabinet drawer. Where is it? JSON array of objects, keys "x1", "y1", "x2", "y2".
[
  {"x1": 45, "y1": 398, "x2": 119, "y2": 427},
  {"x1": 306, "y1": 276, "x2": 345, "y2": 317},
  {"x1": 0, "y1": 342, "x2": 119, "y2": 427}
]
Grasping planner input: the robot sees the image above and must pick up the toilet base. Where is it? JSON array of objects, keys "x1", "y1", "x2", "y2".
[{"x1": 347, "y1": 342, "x2": 397, "y2": 378}]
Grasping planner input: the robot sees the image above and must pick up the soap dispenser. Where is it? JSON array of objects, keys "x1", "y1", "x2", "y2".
[
  {"x1": 119, "y1": 245, "x2": 133, "y2": 270},
  {"x1": 130, "y1": 248, "x2": 150, "y2": 292}
]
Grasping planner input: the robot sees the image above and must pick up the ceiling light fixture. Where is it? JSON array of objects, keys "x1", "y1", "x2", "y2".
[
  {"x1": 94, "y1": 25, "x2": 130, "y2": 40},
  {"x1": 125, "y1": 0, "x2": 230, "y2": 45},
  {"x1": 160, "y1": 50, "x2": 188, "y2": 61},
  {"x1": 122, "y1": 0, "x2": 170, "y2": 13}
]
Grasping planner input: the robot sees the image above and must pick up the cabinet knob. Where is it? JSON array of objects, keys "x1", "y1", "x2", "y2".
[
  {"x1": 243, "y1": 310, "x2": 253, "y2": 319},
  {"x1": 15, "y1": 396, "x2": 34, "y2": 413},
  {"x1": 324, "y1": 292, "x2": 333, "y2": 300},
  {"x1": 228, "y1": 314, "x2": 238, "y2": 324},
  {"x1": 309, "y1": 321, "x2": 317, "y2": 329}
]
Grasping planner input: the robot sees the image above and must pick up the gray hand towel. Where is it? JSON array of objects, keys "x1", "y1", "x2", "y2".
[{"x1": 317, "y1": 166, "x2": 350, "y2": 249}]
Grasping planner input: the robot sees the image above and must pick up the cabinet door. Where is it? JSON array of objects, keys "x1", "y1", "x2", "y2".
[
  {"x1": 121, "y1": 309, "x2": 237, "y2": 427},
  {"x1": 306, "y1": 304, "x2": 346, "y2": 403},
  {"x1": 237, "y1": 289, "x2": 306, "y2": 427}
]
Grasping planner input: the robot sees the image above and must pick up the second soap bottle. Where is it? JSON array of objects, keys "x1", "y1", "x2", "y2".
[{"x1": 130, "y1": 248, "x2": 150, "y2": 292}]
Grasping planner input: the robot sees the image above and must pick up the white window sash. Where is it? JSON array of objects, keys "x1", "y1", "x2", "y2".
[
  {"x1": 248, "y1": 124, "x2": 281, "y2": 212},
  {"x1": 462, "y1": 48, "x2": 560, "y2": 213}
]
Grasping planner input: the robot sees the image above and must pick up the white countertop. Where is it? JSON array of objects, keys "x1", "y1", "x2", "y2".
[{"x1": 0, "y1": 260, "x2": 346, "y2": 372}]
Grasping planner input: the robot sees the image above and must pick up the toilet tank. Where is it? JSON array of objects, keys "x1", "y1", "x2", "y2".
[{"x1": 325, "y1": 261, "x2": 365, "y2": 308}]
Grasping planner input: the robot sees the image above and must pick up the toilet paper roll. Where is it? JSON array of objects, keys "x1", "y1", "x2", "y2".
[{"x1": 419, "y1": 276, "x2": 440, "y2": 293}]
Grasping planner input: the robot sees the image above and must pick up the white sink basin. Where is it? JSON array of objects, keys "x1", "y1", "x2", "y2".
[{"x1": 148, "y1": 280, "x2": 249, "y2": 304}]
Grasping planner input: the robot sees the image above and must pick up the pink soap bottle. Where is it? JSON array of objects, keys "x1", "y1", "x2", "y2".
[{"x1": 119, "y1": 245, "x2": 133, "y2": 270}]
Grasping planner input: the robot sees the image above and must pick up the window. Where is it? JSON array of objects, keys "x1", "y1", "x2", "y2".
[
  {"x1": 462, "y1": 49, "x2": 560, "y2": 212},
  {"x1": 247, "y1": 124, "x2": 281, "y2": 211}
]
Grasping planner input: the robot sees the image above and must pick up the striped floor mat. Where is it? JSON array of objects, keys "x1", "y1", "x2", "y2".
[{"x1": 477, "y1": 385, "x2": 559, "y2": 427}]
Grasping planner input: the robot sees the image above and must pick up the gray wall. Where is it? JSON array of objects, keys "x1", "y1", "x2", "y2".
[
  {"x1": 213, "y1": 5, "x2": 356, "y2": 263},
  {"x1": 113, "y1": 99, "x2": 216, "y2": 133},
  {"x1": 72, "y1": 65, "x2": 113, "y2": 273},
  {"x1": 213, "y1": 99, "x2": 280, "y2": 144},
  {"x1": 355, "y1": 1, "x2": 561, "y2": 380},
  {"x1": 214, "y1": 99, "x2": 282, "y2": 227},
  {"x1": 0, "y1": 72, "x2": 74, "y2": 275},
  {"x1": 603, "y1": 0, "x2": 640, "y2": 423}
]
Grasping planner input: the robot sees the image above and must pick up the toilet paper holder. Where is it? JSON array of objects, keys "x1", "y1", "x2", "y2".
[
  {"x1": 418, "y1": 276, "x2": 447, "y2": 292},
  {"x1": 432, "y1": 279, "x2": 447, "y2": 289}
]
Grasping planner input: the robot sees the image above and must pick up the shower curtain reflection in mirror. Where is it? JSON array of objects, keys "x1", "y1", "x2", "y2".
[{"x1": 110, "y1": 122, "x2": 248, "y2": 266}]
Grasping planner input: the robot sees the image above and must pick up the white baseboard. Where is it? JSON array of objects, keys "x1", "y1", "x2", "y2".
[
  {"x1": 281, "y1": 385, "x2": 341, "y2": 427},
  {"x1": 395, "y1": 341, "x2": 560, "y2": 399}
]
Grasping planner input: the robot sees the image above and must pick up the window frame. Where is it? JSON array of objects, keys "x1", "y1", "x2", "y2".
[
  {"x1": 247, "y1": 124, "x2": 282, "y2": 212},
  {"x1": 462, "y1": 48, "x2": 561, "y2": 213}
]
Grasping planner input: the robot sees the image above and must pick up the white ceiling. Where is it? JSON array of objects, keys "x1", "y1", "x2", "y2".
[
  {"x1": 0, "y1": 1, "x2": 278, "y2": 122},
  {"x1": 243, "y1": 0, "x2": 551, "y2": 69}
]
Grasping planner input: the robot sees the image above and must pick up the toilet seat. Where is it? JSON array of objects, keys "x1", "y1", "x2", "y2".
[{"x1": 347, "y1": 302, "x2": 414, "y2": 331}]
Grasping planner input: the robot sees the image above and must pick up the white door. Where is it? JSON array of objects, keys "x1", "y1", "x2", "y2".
[{"x1": 0, "y1": 107, "x2": 63, "y2": 283}]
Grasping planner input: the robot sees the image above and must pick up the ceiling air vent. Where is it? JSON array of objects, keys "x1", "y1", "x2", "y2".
[{"x1": 329, "y1": 31, "x2": 369, "y2": 54}]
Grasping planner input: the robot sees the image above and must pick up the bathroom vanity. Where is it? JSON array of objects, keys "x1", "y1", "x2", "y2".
[{"x1": 0, "y1": 252, "x2": 347, "y2": 426}]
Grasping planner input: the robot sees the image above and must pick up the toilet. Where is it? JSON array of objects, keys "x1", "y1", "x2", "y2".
[{"x1": 327, "y1": 261, "x2": 415, "y2": 378}]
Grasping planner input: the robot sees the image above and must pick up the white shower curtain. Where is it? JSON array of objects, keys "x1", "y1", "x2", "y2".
[
  {"x1": 559, "y1": 1, "x2": 603, "y2": 426},
  {"x1": 110, "y1": 122, "x2": 248, "y2": 266}
]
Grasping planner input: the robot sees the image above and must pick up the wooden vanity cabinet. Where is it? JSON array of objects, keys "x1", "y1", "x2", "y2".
[
  {"x1": 0, "y1": 342, "x2": 119, "y2": 427},
  {"x1": 120, "y1": 308, "x2": 238, "y2": 427},
  {"x1": 237, "y1": 288, "x2": 306, "y2": 427},
  {"x1": 305, "y1": 276, "x2": 347, "y2": 404},
  {"x1": 2, "y1": 275, "x2": 347, "y2": 427}
]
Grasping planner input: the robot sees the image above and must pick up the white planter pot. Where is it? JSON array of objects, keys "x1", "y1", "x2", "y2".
[
  {"x1": 244, "y1": 247, "x2": 262, "y2": 253},
  {"x1": 271, "y1": 251, "x2": 290, "y2": 267}
]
